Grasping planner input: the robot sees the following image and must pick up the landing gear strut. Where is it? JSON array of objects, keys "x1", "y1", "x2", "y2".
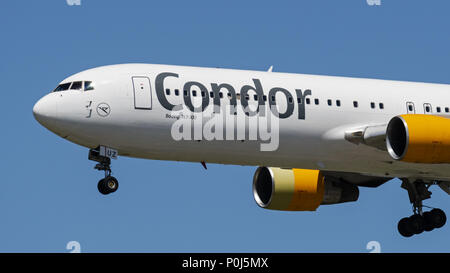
[
  {"x1": 397, "y1": 179, "x2": 446, "y2": 237},
  {"x1": 89, "y1": 147, "x2": 119, "y2": 195}
]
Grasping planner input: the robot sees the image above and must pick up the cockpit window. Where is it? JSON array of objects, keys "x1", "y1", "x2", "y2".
[
  {"x1": 53, "y1": 83, "x2": 71, "y2": 92},
  {"x1": 84, "y1": 81, "x2": 94, "y2": 91},
  {"x1": 70, "y1": 81, "x2": 83, "y2": 90},
  {"x1": 53, "y1": 81, "x2": 94, "y2": 92}
]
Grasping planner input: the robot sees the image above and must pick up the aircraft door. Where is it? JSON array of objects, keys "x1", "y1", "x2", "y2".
[{"x1": 132, "y1": 76, "x2": 152, "y2": 109}]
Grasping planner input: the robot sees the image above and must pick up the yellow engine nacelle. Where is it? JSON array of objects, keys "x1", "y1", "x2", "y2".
[
  {"x1": 386, "y1": 114, "x2": 450, "y2": 163},
  {"x1": 252, "y1": 167, "x2": 359, "y2": 211}
]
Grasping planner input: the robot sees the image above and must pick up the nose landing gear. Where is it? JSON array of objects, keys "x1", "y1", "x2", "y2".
[
  {"x1": 397, "y1": 179, "x2": 447, "y2": 237},
  {"x1": 89, "y1": 147, "x2": 119, "y2": 195}
]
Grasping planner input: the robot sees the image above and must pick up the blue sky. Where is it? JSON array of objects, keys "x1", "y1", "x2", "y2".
[{"x1": 1, "y1": 0, "x2": 449, "y2": 252}]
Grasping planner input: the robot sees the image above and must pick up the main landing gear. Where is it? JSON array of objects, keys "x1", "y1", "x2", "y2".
[
  {"x1": 89, "y1": 147, "x2": 119, "y2": 195},
  {"x1": 397, "y1": 179, "x2": 447, "y2": 237}
]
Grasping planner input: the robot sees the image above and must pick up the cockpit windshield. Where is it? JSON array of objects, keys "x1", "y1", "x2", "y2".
[
  {"x1": 53, "y1": 81, "x2": 95, "y2": 92},
  {"x1": 70, "y1": 81, "x2": 83, "y2": 90},
  {"x1": 53, "y1": 83, "x2": 71, "y2": 92},
  {"x1": 84, "y1": 81, "x2": 94, "y2": 91}
]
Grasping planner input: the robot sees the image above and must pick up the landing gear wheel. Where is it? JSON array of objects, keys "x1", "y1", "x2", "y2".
[
  {"x1": 98, "y1": 178, "x2": 107, "y2": 195},
  {"x1": 409, "y1": 214, "x2": 425, "y2": 235},
  {"x1": 105, "y1": 176, "x2": 119, "y2": 193},
  {"x1": 429, "y1": 208, "x2": 447, "y2": 229},
  {"x1": 398, "y1": 217, "x2": 414, "y2": 238},
  {"x1": 97, "y1": 176, "x2": 119, "y2": 195},
  {"x1": 423, "y1": 211, "x2": 435, "y2": 232}
]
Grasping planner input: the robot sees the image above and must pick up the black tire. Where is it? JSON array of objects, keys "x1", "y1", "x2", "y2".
[
  {"x1": 97, "y1": 178, "x2": 109, "y2": 195},
  {"x1": 103, "y1": 176, "x2": 119, "y2": 194},
  {"x1": 398, "y1": 217, "x2": 414, "y2": 237},
  {"x1": 409, "y1": 214, "x2": 425, "y2": 235},
  {"x1": 423, "y1": 211, "x2": 435, "y2": 232},
  {"x1": 430, "y1": 209, "x2": 447, "y2": 229}
]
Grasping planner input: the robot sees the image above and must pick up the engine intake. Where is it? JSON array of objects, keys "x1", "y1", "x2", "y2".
[
  {"x1": 386, "y1": 114, "x2": 450, "y2": 163},
  {"x1": 252, "y1": 167, "x2": 359, "y2": 211}
]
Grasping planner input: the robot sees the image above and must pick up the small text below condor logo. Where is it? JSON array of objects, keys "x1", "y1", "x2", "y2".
[{"x1": 97, "y1": 103, "x2": 111, "y2": 117}]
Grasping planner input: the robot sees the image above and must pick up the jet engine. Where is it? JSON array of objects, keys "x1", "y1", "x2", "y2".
[
  {"x1": 252, "y1": 167, "x2": 359, "y2": 211},
  {"x1": 386, "y1": 114, "x2": 450, "y2": 163}
]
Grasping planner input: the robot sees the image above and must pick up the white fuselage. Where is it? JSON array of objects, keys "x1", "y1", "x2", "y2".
[{"x1": 33, "y1": 64, "x2": 450, "y2": 181}]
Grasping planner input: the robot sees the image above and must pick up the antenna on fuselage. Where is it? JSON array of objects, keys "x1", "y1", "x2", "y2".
[{"x1": 201, "y1": 161, "x2": 207, "y2": 170}]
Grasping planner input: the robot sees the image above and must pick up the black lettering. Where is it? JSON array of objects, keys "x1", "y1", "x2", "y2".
[
  {"x1": 183, "y1": 81, "x2": 210, "y2": 112},
  {"x1": 155, "y1": 72, "x2": 181, "y2": 111},
  {"x1": 268, "y1": 87, "x2": 294, "y2": 119},
  {"x1": 240, "y1": 79, "x2": 265, "y2": 116},
  {"x1": 295, "y1": 89, "x2": 311, "y2": 120}
]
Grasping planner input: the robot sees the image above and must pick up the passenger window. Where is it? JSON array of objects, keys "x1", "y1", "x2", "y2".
[
  {"x1": 327, "y1": 99, "x2": 332, "y2": 106},
  {"x1": 353, "y1": 101, "x2": 358, "y2": 108},
  {"x1": 437, "y1": 107, "x2": 441, "y2": 113},
  {"x1": 336, "y1": 100, "x2": 341, "y2": 107},
  {"x1": 263, "y1": 95, "x2": 267, "y2": 102},
  {"x1": 210, "y1": 92, "x2": 214, "y2": 98},
  {"x1": 297, "y1": 98, "x2": 303, "y2": 104},
  {"x1": 306, "y1": 98, "x2": 311, "y2": 104},
  {"x1": 288, "y1": 97, "x2": 293, "y2": 104},
  {"x1": 165, "y1": 89, "x2": 170, "y2": 95},
  {"x1": 370, "y1": 102, "x2": 375, "y2": 109},
  {"x1": 84, "y1": 81, "x2": 94, "y2": 91},
  {"x1": 219, "y1": 92, "x2": 223, "y2": 98},
  {"x1": 71, "y1": 81, "x2": 82, "y2": 90},
  {"x1": 201, "y1": 91, "x2": 205, "y2": 97},
  {"x1": 254, "y1": 95, "x2": 258, "y2": 101},
  {"x1": 175, "y1": 89, "x2": 179, "y2": 96},
  {"x1": 446, "y1": 107, "x2": 449, "y2": 113},
  {"x1": 379, "y1": 103, "x2": 384, "y2": 109},
  {"x1": 54, "y1": 83, "x2": 71, "y2": 92},
  {"x1": 314, "y1": 98, "x2": 319, "y2": 105},
  {"x1": 192, "y1": 90, "x2": 197, "y2": 97}
]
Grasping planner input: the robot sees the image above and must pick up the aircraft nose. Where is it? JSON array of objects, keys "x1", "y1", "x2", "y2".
[{"x1": 33, "y1": 95, "x2": 58, "y2": 127}]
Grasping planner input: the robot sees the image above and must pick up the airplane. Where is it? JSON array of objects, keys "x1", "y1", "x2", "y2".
[{"x1": 33, "y1": 63, "x2": 450, "y2": 238}]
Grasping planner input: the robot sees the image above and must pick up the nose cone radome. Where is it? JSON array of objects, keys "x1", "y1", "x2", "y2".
[{"x1": 33, "y1": 95, "x2": 58, "y2": 129}]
